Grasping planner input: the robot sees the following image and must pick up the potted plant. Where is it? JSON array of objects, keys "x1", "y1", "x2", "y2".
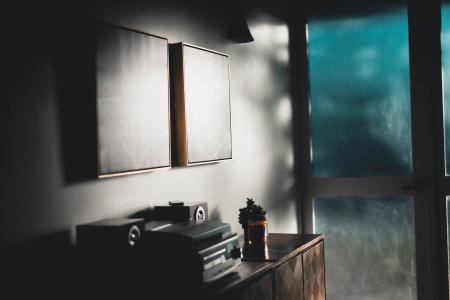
[{"x1": 239, "y1": 198, "x2": 268, "y2": 249}]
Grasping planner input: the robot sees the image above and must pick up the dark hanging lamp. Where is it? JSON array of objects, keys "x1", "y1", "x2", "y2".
[{"x1": 226, "y1": 0, "x2": 254, "y2": 43}]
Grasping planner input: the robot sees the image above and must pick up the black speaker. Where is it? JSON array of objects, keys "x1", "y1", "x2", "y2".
[
  {"x1": 154, "y1": 201, "x2": 208, "y2": 222},
  {"x1": 76, "y1": 218, "x2": 145, "y2": 249}
]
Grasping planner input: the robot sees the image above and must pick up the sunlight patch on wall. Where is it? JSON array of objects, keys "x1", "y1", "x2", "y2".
[{"x1": 276, "y1": 96, "x2": 292, "y2": 127}]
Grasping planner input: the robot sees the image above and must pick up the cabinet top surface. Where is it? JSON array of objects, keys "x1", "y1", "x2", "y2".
[
  {"x1": 204, "y1": 233, "x2": 324, "y2": 296},
  {"x1": 243, "y1": 233, "x2": 324, "y2": 262}
]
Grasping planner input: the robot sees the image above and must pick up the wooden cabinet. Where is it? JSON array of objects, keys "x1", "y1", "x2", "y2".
[
  {"x1": 78, "y1": 234, "x2": 324, "y2": 300},
  {"x1": 303, "y1": 241, "x2": 326, "y2": 300},
  {"x1": 238, "y1": 273, "x2": 273, "y2": 300},
  {"x1": 275, "y1": 253, "x2": 304, "y2": 300},
  {"x1": 274, "y1": 241, "x2": 325, "y2": 300},
  {"x1": 208, "y1": 234, "x2": 326, "y2": 300}
]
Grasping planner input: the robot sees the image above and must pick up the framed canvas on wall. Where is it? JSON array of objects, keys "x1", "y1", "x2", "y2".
[
  {"x1": 170, "y1": 43, "x2": 232, "y2": 166},
  {"x1": 96, "y1": 23, "x2": 171, "y2": 178}
]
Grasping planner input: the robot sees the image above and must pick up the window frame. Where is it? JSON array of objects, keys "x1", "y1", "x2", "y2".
[{"x1": 288, "y1": 1, "x2": 444, "y2": 299}]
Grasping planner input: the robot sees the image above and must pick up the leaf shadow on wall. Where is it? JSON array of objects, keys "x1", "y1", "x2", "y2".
[{"x1": 236, "y1": 11, "x2": 297, "y2": 231}]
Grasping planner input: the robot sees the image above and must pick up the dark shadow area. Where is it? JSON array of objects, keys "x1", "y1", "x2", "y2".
[
  {"x1": 54, "y1": 17, "x2": 99, "y2": 183},
  {"x1": 0, "y1": 227, "x2": 206, "y2": 300},
  {"x1": 301, "y1": 0, "x2": 405, "y2": 14},
  {"x1": 0, "y1": 231, "x2": 77, "y2": 300},
  {"x1": 54, "y1": 14, "x2": 99, "y2": 183},
  {"x1": 2, "y1": 0, "x2": 99, "y2": 184},
  {"x1": 287, "y1": 4, "x2": 308, "y2": 233},
  {"x1": 248, "y1": 0, "x2": 290, "y2": 21}
]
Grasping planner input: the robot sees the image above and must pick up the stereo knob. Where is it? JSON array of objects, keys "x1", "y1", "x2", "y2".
[
  {"x1": 194, "y1": 206, "x2": 206, "y2": 221},
  {"x1": 128, "y1": 225, "x2": 141, "y2": 247}
]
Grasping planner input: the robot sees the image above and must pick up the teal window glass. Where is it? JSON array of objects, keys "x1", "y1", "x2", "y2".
[
  {"x1": 314, "y1": 196, "x2": 417, "y2": 300},
  {"x1": 307, "y1": 7, "x2": 413, "y2": 177},
  {"x1": 442, "y1": 4, "x2": 450, "y2": 175}
]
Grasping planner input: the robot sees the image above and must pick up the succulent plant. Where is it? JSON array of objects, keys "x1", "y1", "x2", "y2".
[{"x1": 238, "y1": 197, "x2": 267, "y2": 227}]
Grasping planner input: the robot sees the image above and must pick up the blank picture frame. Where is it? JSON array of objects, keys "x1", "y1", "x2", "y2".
[
  {"x1": 170, "y1": 43, "x2": 232, "y2": 166},
  {"x1": 96, "y1": 23, "x2": 171, "y2": 178}
]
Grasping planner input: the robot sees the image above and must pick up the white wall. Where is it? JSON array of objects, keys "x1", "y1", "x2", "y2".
[{"x1": 0, "y1": 0, "x2": 297, "y2": 248}]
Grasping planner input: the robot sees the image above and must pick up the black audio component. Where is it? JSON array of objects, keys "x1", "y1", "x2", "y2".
[
  {"x1": 144, "y1": 220, "x2": 241, "y2": 283},
  {"x1": 154, "y1": 201, "x2": 208, "y2": 222},
  {"x1": 76, "y1": 218, "x2": 145, "y2": 250}
]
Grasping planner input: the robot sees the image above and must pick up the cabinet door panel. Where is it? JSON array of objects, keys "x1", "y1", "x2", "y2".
[
  {"x1": 303, "y1": 242, "x2": 326, "y2": 300},
  {"x1": 238, "y1": 272, "x2": 273, "y2": 300},
  {"x1": 275, "y1": 253, "x2": 303, "y2": 300}
]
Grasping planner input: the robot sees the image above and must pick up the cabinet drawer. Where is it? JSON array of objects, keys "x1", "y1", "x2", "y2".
[
  {"x1": 303, "y1": 241, "x2": 326, "y2": 300},
  {"x1": 274, "y1": 253, "x2": 303, "y2": 300}
]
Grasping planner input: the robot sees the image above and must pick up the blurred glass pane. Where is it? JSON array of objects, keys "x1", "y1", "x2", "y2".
[
  {"x1": 307, "y1": 7, "x2": 413, "y2": 177},
  {"x1": 442, "y1": 5, "x2": 450, "y2": 175},
  {"x1": 314, "y1": 196, "x2": 416, "y2": 300}
]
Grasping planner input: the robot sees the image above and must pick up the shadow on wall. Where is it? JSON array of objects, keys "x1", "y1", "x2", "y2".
[
  {"x1": 254, "y1": 20, "x2": 296, "y2": 228},
  {"x1": 1, "y1": 2, "x2": 99, "y2": 185},
  {"x1": 229, "y1": 11, "x2": 297, "y2": 231},
  {"x1": 54, "y1": 18, "x2": 99, "y2": 183}
]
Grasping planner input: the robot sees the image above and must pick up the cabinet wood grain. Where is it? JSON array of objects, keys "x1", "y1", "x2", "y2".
[
  {"x1": 275, "y1": 253, "x2": 304, "y2": 300},
  {"x1": 237, "y1": 273, "x2": 273, "y2": 300},
  {"x1": 303, "y1": 241, "x2": 326, "y2": 300}
]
